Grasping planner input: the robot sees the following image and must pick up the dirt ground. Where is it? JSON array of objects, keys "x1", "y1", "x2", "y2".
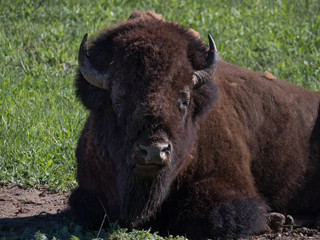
[
  {"x1": 1, "y1": 186, "x2": 320, "y2": 239},
  {"x1": 0, "y1": 185, "x2": 70, "y2": 239}
]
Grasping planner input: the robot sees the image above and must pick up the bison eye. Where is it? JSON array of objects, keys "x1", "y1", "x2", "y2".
[
  {"x1": 177, "y1": 87, "x2": 190, "y2": 111},
  {"x1": 112, "y1": 94, "x2": 124, "y2": 115},
  {"x1": 113, "y1": 102, "x2": 122, "y2": 113},
  {"x1": 177, "y1": 98, "x2": 190, "y2": 111}
]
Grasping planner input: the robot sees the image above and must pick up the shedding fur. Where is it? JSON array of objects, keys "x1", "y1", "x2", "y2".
[{"x1": 69, "y1": 11, "x2": 320, "y2": 239}]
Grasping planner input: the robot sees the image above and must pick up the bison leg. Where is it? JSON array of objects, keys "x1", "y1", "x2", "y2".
[
  {"x1": 174, "y1": 176, "x2": 269, "y2": 239},
  {"x1": 69, "y1": 187, "x2": 112, "y2": 229},
  {"x1": 169, "y1": 196, "x2": 268, "y2": 240},
  {"x1": 207, "y1": 198, "x2": 268, "y2": 239}
]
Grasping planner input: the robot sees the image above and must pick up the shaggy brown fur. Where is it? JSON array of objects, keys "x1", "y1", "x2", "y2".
[{"x1": 69, "y1": 11, "x2": 320, "y2": 239}]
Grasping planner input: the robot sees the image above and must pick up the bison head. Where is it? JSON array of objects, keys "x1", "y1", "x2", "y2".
[{"x1": 76, "y1": 18, "x2": 219, "y2": 225}]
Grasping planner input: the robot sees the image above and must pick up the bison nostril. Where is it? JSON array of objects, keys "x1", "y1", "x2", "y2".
[
  {"x1": 160, "y1": 144, "x2": 171, "y2": 158},
  {"x1": 139, "y1": 147, "x2": 148, "y2": 158}
]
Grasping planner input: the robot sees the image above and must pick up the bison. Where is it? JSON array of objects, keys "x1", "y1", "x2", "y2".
[{"x1": 69, "y1": 11, "x2": 320, "y2": 239}]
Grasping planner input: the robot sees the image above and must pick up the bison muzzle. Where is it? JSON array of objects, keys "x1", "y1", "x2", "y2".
[{"x1": 69, "y1": 10, "x2": 320, "y2": 240}]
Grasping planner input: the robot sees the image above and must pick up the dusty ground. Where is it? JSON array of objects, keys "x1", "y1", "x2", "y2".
[
  {"x1": 0, "y1": 185, "x2": 69, "y2": 219},
  {"x1": 0, "y1": 185, "x2": 70, "y2": 239},
  {"x1": 1, "y1": 185, "x2": 320, "y2": 239}
]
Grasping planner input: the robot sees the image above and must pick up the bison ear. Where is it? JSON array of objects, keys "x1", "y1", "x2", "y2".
[
  {"x1": 76, "y1": 32, "x2": 114, "y2": 110},
  {"x1": 78, "y1": 33, "x2": 110, "y2": 90},
  {"x1": 191, "y1": 35, "x2": 219, "y2": 120},
  {"x1": 193, "y1": 79, "x2": 219, "y2": 121},
  {"x1": 75, "y1": 70, "x2": 109, "y2": 111}
]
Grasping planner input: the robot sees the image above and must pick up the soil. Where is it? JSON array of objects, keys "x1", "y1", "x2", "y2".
[
  {"x1": 1, "y1": 185, "x2": 320, "y2": 239},
  {"x1": 0, "y1": 185, "x2": 70, "y2": 239}
]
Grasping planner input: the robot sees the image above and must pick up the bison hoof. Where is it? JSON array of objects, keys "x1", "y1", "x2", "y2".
[
  {"x1": 208, "y1": 198, "x2": 268, "y2": 239},
  {"x1": 267, "y1": 212, "x2": 286, "y2": 233}
]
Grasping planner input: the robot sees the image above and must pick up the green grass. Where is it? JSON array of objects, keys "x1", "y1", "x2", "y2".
[
  {"x1": 3, "y1": 220, "x2": 187, "y2": 240},
  {"x1": 1, "y1": 0, "x2": 320, "y2": 239}
]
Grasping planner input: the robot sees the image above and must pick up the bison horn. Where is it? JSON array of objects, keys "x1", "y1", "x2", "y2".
[
  {"x1": 192, "y1": 34, "x2": 218, "y2": 89},
  {"x1": 78, "y1": 33, "x2": 109, "y2": 90}
]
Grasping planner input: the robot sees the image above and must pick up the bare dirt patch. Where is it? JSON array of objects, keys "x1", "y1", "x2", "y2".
[
  {"x1": 0, "y1": 185, "x2": 69, "y2": 219},
  {"x1": 0, "y1": 185, "x2": 70, "y2": 238},
  {"x1": 1, "y1": 186, "x2": 320, "y2": 239}
]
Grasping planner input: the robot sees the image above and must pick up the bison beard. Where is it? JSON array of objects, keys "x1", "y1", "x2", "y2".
[{"x1": 118, "y1": 165, "x2": 170, "y2": 226}]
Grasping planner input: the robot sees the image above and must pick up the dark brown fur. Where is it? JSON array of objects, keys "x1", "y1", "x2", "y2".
[{"x1": 69, "y1": 11, "x2": 320, "y2": 239}]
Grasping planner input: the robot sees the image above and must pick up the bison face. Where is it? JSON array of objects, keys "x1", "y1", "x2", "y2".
[
  {"x1": 114, "y1": 83, "x2": 192, "y2": 179},
  {"x1": 130, "y1": 86, "x2": 192, "y2": 178},
  {"x1": 76, "y1": 25, "x2": 218, "y2": 223}
]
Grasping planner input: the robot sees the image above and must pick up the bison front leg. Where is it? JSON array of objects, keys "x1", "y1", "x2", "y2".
[
  {"x1": 69, "y1": 187, "x2": 109, "y2": 228},
  {"x1": 207, "y1": 198, "x2": 268, "y2": 239},
  {"x1": 177, "y1": 178, "x2": 269, "y2": 239},
  {"x1": 69, "y1": 119, "x2": 121, "y2": 229}
]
